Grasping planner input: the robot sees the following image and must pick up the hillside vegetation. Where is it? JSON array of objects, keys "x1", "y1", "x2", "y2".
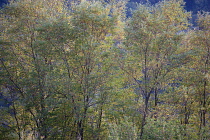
[{"x1": 0, "y1": 0, "x2": 209, "y2": 139}]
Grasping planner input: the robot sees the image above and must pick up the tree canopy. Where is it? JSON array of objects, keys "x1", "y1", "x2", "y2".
[{"x1": 0, "y1": 0, "x2": 209, "y2": 139}]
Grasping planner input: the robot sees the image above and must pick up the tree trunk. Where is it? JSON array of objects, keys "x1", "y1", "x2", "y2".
[
  {"x1": 96, "y1": 105, "x2": 103, "y2": 140},
  {"x1": 154, "y1": 88, "x2": 158, "y2": 107},
  {"x1": 77, "y1": 120, "x2": 84, "y2": 140},
  {"x1": 139, "y1": 96, "x2": 149, "y2": 139}
]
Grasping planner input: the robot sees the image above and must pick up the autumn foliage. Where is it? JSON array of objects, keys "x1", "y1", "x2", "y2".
[{"x1": 0, "y1": 0, "x2": 209, "y2": 139}]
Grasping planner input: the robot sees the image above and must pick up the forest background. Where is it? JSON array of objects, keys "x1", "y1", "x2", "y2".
[{"x1": 0, "y1": 0, "x2": 209, "y2": 139}]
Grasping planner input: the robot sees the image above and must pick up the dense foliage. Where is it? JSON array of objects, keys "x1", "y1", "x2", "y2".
[{"x1": 0, "y1": 0, "x2": 209, "y2": 139}]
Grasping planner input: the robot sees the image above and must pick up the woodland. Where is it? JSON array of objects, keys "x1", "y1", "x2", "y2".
[{"x1": 0, "y1": 0, "x2": 209, "y2": 139}]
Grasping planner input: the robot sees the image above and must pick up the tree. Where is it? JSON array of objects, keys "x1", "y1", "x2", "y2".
[
  {"x1": 124, "y1": 0, "x2": 190, "y2": 138},
  {"x1": 1, "y1": 0, "x2": 70, "y2": 139},
  {"x1": 1, "y1": 0, "x2": 209, "y2": 139},
  {"x1": 65, "y1": 1, "x2": 126, "y2": 139},
  {"x1": 178, "y1": 11, "x2": 210, "y2": 139},
  {"x1": 1, "y1": 0, "x2": 126, "y2": 139}
]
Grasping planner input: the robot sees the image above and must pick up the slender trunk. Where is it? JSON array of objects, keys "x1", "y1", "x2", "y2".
[
  {"x1": 77, "y1": 105, "x2": 88, "y2": 140},
  {"x1": 77, "y1": 120, "x2": 84, "y2": 140},
  {"x1": 139, "y1": 47, "x2": 149, "y2": 139},
  {"x1": 140, "y1": 96, "x2": 150, "y2": 139},
  {"x1": 139, "y1": 112, "x2": 146, "y2": 139},
  {"x1": 154, "y1": 88, "x2": 158, "y2": 107},
  {"x1": 184, "y1": 102, "x2": 189, "y2": 124},
  {"x1": 201, "y1": 80, "x2": 206, "y2": 127},
  {"x1": 12, "y1": 102, "x2": 21, "y2": 140},
  {"x1": 97, "y1": 106, "x2": 103, "y2": 129},
  {"x1": 200, "y1": 46, "x2": 208, "y2": 128},
  {"x1": 140, "y1": 100, "x2": 149, "y2": 139},
  {"x1": 96, "y1": 105, "x2": 103, "y2": 140}
]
